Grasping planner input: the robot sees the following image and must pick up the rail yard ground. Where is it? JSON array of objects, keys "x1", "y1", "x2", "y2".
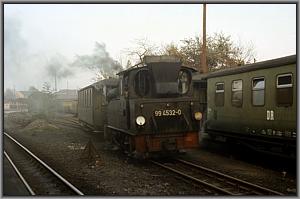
[{"x1": 3, "y1": 112, "x2": 297, "y2": 196}]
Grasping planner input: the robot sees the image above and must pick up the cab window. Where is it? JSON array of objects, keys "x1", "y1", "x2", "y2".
[
  {"x1": 178, "y1": 70, "x2": 191, "y2": 94},
  {"x1": 134, "y1": 69, "x2": 150, "y2": 97},
  {"x1": 123, "y1": 75, "x2": 129, "y2": 97},
  {"x1": 119, "y1": 77, "x2": 123, "y2": 96}
]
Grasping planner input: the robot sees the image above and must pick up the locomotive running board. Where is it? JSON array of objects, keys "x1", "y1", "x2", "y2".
[{"x1": 106, "y1": 125, "x2": 135, "y2": 136}]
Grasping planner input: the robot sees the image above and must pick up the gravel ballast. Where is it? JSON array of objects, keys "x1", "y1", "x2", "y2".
[{"x1": 3, "y1": 112, "x2": 297, "y2": 196}]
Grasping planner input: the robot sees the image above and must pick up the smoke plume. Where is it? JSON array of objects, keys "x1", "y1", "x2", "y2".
[
  {"x1": 46, "y1": 54, "x2": 74, "y2": 79},
  {"x1": 4, "y1": 17, "x2": 28, "y2": 89},
  {"x1": 71, "y1": 42, "x2": 123, "y2": 80}
]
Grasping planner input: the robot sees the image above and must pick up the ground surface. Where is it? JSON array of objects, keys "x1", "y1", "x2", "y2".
[
  {"x1": 3, "y1": 112, "x2": 297, "y2": 196},
  {"x1": 3, "y1": 155, "x2": 31, "y2": 196}
]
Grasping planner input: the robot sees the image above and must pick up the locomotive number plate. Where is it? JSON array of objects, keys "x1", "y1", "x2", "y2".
[{"x1": 154, "y1": 109, "x2": 182, "y2": 117}]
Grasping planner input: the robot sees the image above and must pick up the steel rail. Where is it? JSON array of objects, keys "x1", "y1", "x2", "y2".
[
  {"x1": 63, "y1": 117, "x2": 79, "y2": 124},
  {"x1": 52, "y1": 120, "x2": 80, "y2": 127},
  {"x1": 52, "y1": 119, "x2": 80, "y2": 126},
  {"x1": 4, "y1": 151, "x2": 36, "y2": 195},
  {"x1": 150, "y1": 160, "x2": 237, "y2": 195},
  {"x1": 50, "y1": 120, "x2": 86, "y2": 131},
  {"x1": 58, "y1": 118, "x2": 79, "y2": 125},
  {"x1": 176, "y1": 159, "x2": 284, "y2": 195},
  {"x1": 51, "y1": 119, "x2": 93, "y2": 132},
  {"x1": 4, "y1": 132, "x2": 84, "y2": 196}
]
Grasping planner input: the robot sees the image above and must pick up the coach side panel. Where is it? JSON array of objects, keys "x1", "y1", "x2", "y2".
[
  {"x1": 206, "y1": 63, "x2": 296, "y2": 140},
  {"x1": 78, "y1": 88, "x2": 94, "y2": 126}
]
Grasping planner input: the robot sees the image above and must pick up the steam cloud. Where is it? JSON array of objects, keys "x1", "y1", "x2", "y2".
[
  {"x1": 4, "y1": 17, "x2": 29, "y2": 88},
  {"x1": 4, "y1": 16, "x2": 75, "y2": 91},
  {"x1": 46, "y1": 54, "x2": 74, "y2": 79},
  {"x1": 71, "y1": 42, "x2": 123, "y2": 79},
  {"x1": 4, "y1": 16, "x2": 122, "y2": 91}
]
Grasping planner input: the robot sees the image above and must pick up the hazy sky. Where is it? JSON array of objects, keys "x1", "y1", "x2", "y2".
[{"x1": 4, "y1": 4, "x2": 296, "y2": 91}]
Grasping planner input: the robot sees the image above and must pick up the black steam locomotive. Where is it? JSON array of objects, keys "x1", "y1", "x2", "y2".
[
  {"x1": 105, "y1": 56, "x2": 205, "y2": 156},
  {"x1": 78, "y1": 56, "x2": 205, "y2": 157}
]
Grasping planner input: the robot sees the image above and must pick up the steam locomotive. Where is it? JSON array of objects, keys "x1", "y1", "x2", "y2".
[
  {"x1": 78, "y1": 56, "x2": 205, "y2": 157},
  {"x1": 78, "y1": 54, "x2": 296, "y2": 158}
]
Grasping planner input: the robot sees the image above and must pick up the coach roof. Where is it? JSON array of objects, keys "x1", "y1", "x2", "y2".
[
  {"x1": 193, "y1": 54, "x2": 296, "y2": 80},
  {"x1": 79, "y1": 78, "x2": 118, "y2": 91}
]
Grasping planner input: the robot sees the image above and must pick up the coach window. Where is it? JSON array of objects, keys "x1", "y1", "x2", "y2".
[
  {"x1": 82, "y1": 92, "x2": 84, "y2": 106},
  {"x1": 252, "y1": 77, "x2": 265, "y2": 106},
  {"x1": 87, "y1": 90, "x2": 89, "y2": 107},
  {"x1": 84, "y1": 90, "x2": 87, "y2": 107},
  {"x1": 215, "y1": 82, "x2": 224, "y2": 106},
  {"x1": 85, "y1": 90, "x2": 87, "y2": 107},
  {"x1": 87, "y1": 89, "x2": 88, "y2": 107},
  {"x1": 88, "y1": 89, "x2": 91, "y2": 107},
  {"x1": 232, "y1": 80, "x2": 243, "y2": 107},
  {"x1": 82, "y1": 91, "x2": 85, "y2": 107},
  {"x1": 89, "y1": 89, "x2": 91, "y2": 107},
  {"x1": 90, "y1": 89, "x2": 92, "y2": 107},
  {"x1": 81, "y1": 92, "x2": 83, "y2": 106},
  {"x1": 84, "y1": 91, "x2": 86, "y2": 107},
  {"x1": 276, "y1": 73, "x2": 293, "y2": 106},
  {"x1": 134, "y1": 69, "x2": 150, "y2": 97},
  {"x1": 87, "y1": 89, "x2": 89, "y2": 107}
]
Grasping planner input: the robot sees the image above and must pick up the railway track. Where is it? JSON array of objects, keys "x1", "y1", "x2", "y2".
[
  {"x1": 51, "y1": 118, "x2": 95, "y2": 133},
  {"x1": 151, "y1": 158, "x2": 283, "y2": 196},
  {"x1": 4, "y1": 132, "x2": 84, "y2": 196},
  {"x1": 62, "y1": 117, "x2": 80, "y2": 125},
  {"x1": 51, "y1": 119, "x2": 82, "y2": 129}
]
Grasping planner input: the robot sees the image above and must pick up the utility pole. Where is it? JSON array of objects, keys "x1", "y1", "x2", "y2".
[{"x1": 201, "y1": 4, "x2": 208, "y2": 74}]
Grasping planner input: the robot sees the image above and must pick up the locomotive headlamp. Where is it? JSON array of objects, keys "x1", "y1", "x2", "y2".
[
  {"x1": 136, "y1": 116, "x2": 146, "y2": 126},
  {"x1": 194, "y1": 112, "x2": 202, "y2": 121}
]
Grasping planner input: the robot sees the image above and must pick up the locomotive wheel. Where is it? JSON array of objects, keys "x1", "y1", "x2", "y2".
[
  {"x1": 124, "y1": 135, "x2": 134, "y2": 154},
  {"x1": 115, "y1": 133, "x2": 133, "y2": 154}
]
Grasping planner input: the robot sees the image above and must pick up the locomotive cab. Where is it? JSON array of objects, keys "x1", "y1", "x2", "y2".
[{"x1": 106, "y1": 56, "x2": 203, "y2": 156}]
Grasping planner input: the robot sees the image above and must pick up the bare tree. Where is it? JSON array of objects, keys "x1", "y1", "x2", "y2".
[
  {"x1": 124, "y1": 38, "x2": 160, "y2": 67},
  {"x1": 163, "y1": 32, "x2": 256, "y2": 72},
  {"x1": 42, "y1": 82, "x2": 51, "y2": 93}
]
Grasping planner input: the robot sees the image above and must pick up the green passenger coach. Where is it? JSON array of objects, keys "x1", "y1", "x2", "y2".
[{"x1": 204, "y1": 55, "x2": 296, "y2": 157}]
